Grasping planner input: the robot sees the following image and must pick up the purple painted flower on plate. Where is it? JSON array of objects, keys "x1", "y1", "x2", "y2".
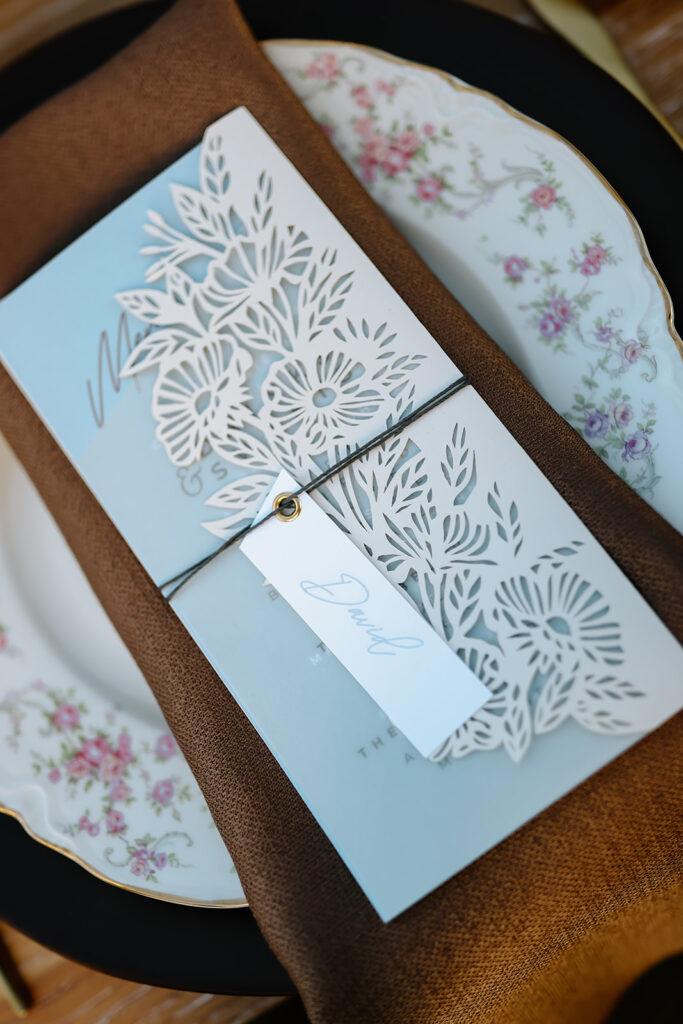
[
  {"x1": 539, "y1": 314, "x2": 562, "y2": 337},
  {"x1": 595, "y1": 326, "x2": 613, "y2": 344},
  {"x1": 623, "y1": 431, "x2": 651, "y2": 461},
  {"x1": 584, "y1": 409, "x2": 609, "y2": 439}
]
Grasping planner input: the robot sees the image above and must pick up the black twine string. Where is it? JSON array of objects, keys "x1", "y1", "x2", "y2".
[{"x1": 160, "y1": 374, "x2": 470, "y2": 601}]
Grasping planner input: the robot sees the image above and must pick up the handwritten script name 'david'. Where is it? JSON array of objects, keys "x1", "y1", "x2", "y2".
[{"x1": 300, "y1": 573, "x2": 424, "y2": 656}]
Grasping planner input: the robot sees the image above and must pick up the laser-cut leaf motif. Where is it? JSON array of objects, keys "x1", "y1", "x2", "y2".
[
  {"x1": 209, "y1": 429, "x2": 279, "y2": 473},
  {"x1": 440, "y1": 423, "x2": 476, "y2": 504},
  {"x1": 487, "y1": 482, "x2": 523, "y2": 555},
  {"x1": 116, "y1": 287, "x2": 191, "y2": 330},
  {"x1": 170, "y1": 184, "x2": 229, "y2": 246},
  {"x1": 202, "y1": 473, "x2": 275, "y2": 539},
  {"x1": 533, "y1": 665, "x2": 578, "y2": 733},
  {"x1": 448, "y1": 572, "x2": 483, "y2": 631},
  {"x1": 572, "y1": 674, "x2": 646, "y2": 733},
  {"x1": 429, "y1": 646, "x2": 532, "y2": 763},
  {"x1": 118, "y1": 121, "x2": 647, "y2": 761},
  {"x1": 200, "y1": 132, "x2": 231, "y2": 200},
  {"x1": 299, "y1": 250, "x2": 353, "y2": 341},
  {"x1": 119, "y1": 327, "x2": 194, "y2": 377}
]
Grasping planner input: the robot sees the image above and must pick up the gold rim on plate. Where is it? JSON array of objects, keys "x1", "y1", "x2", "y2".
[{"x1": 0, "y1": 799, "x2": 248, "y2": 908}]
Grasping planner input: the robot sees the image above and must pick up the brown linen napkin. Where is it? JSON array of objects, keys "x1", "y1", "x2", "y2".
[{"x1": 1, "y1": 2, "x2": 682, "y2": 1022}]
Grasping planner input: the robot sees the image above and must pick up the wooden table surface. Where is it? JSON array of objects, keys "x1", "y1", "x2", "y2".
[
  {"x1": 0, "y1": 1, "x2": 680, "y2": 1021},
  {"x1": 0, "y1": 925, "x2": 283, "y2": 1023}
]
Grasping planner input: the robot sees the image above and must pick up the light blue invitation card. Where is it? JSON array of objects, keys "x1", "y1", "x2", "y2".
[{"x1": 1, "y1": 108, "x2": 681, "y2": 921}]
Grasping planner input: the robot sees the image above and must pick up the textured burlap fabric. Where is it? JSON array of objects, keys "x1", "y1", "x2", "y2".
[{"x1": 0, "y1": 2, "x2": 681, "y2": 1021}]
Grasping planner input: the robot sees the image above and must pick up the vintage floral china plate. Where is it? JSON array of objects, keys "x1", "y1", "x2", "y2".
[
  {"x1": 265, "y1": 40, "x2": 683, "y2": 534},
  {"x1": 0, "y1": 434, "x2": 245, "y2": 906},
  {"x1": 1, "y1": 40, "x2": 680, "y2": 907}
]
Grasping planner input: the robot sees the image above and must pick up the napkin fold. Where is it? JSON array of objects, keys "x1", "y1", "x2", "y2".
[{"x1": 1, "y1": 2, "x2": 681, "y2": 1022}]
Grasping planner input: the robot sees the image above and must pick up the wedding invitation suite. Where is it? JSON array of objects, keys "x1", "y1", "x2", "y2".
[{"x1": 1, "y1": 108, "x2": 681, "y2": 920}]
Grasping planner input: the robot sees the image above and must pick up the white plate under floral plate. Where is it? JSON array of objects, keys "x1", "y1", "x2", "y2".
[{"x1": 1, "y1": 40, "x2": 681, "y2": 908}]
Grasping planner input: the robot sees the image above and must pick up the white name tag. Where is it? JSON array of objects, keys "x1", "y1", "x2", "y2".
[{"x1": 241, "y1": 470, "x2": 490, "y2": 757}]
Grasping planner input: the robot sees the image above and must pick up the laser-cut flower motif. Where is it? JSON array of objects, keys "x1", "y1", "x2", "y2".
[
  {"x1": 493, "y1": 570, "x2": 622, "y2": 672},
  {"x1": 152, "y1": 338, "x2": 253, "y2": 466},
  {"x1": 204, "y1": 222, "x2": 313, "y2": 331},
  {"x1": 260, "y1": 348, "x2": 387, "y2": 454}
]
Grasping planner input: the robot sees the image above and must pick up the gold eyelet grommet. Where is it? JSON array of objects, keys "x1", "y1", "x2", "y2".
[{"x1": 272, "y1": 492, "x2": 302, "y2": 522}]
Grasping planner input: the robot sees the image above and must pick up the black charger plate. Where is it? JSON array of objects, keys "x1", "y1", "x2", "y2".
[{"x1": 0, "y1": 0, "x2": 680, "y2": 1000}]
